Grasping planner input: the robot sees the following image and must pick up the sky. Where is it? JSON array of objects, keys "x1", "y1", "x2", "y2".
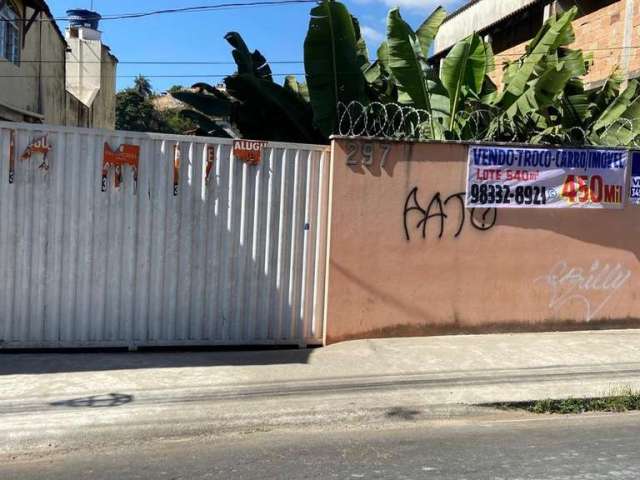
[{"x1": 49, "y1": 0, "x2": 466, "y2": 92}]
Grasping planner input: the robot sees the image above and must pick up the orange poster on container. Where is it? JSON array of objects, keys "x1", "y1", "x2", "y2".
[
  {"x1": 8, "y1": 130, "x2": 16, "y2": 184},
  {"x1": 173, "y1": 144, "x2": 181, "y2": 196},
  {"x1": 21, "y1": 135, "x2": 53, "y2": 171},
  {"x1": 205, "y1": 145, "x2": 216, "y2": 184},
  {"x1": 233, "y1": 139, "x2": 267, "y2": 166},
  {"x1": 102, "y1": 143, "x2": 140, "y2": 192}
]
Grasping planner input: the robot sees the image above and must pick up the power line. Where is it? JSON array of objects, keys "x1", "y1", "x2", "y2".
[
  {"x1": 0, "y1": 74, "x2": 306, "y2": 78},
  {"x1": 9, "y1": 47, "x2": 640, "y2": 65},
  {"x1": 0, "y1": 0, "x2": 316, "y2": 22},
  {"x1": 12, "y1": 60, "x2": 305, "y2": 64},
  {"x1": 0, "y1": 65, "x2": 616, "y2": 78},
  {"x1": 1, "y1": 58, "x2": 629, "y2": 79},
  {"x1": 98, "y1": 0, "x2": 316, "y2": 19},
  {"x1": 0, "y1": 55, "x2": 632, "y2": 77}
]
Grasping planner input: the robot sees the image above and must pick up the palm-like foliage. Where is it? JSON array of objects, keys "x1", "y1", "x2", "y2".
[
  {"x1": 303, "y1": 1, "x2": 368, "y2": 137},
  {"x1": 174, "y1": 1, "x2": 640, "y2": 148},
  {"x1": 171, "y1": 33, "x2": 324, "y2": 143}
]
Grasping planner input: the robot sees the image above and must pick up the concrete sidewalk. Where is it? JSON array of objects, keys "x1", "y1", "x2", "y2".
[{"x1": 2, "y1": 330, "x2": 640, "y2": 457}]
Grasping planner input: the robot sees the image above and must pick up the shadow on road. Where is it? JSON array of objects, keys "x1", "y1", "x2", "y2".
[
  {"x1": 386, "y1": 406, "x2": 422, "y2": 420},
  {"x1": 49, "y1": 393, "x2": 134, "y2": 408},
  {"x1": 0, "y1": 347, "x2": 313, "y2": 376}
]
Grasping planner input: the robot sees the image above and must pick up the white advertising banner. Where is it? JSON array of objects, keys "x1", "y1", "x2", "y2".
[
  {"x1": 465, "y1": 145, "x2": 628, "y2": 209},
  {"x1": 630, "y1": 151, "x2": 640, "y2": 205}
]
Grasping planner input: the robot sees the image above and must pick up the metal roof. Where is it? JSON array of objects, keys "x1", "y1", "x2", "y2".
[
  {"x1": 442, "y1": 0, "x2": 484, "y2": 23},
  {"x1": 442, "y1": 0, "x2": 548, "y2": 24},
  {"x1": 433, "y1": 0, "x2": 548, "y2": 55}
]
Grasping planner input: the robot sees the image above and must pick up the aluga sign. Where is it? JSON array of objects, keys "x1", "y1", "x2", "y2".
[
  {"x1": 466, "y1": 145, "x2": 628, "y2": 209},
  {"x1": 233, "y1": 139, "x2": 268, "y2": 166}
]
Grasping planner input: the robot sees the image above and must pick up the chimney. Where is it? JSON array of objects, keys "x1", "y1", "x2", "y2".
[{"x1": 65, "y1": 9, "x2": 103, "y2": 107}]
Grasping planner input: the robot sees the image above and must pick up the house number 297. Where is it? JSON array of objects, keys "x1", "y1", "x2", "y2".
[{"x1": 345, "y1": 142, "x2": 391, "y2": 168}]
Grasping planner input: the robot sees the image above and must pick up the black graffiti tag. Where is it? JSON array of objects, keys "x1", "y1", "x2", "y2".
[
  {"x1": 470, "y1": 206, "x2": 497, "y2": 231},
  {"x1": 403, "y1": 187, "x2": 497, "y2": 241}
]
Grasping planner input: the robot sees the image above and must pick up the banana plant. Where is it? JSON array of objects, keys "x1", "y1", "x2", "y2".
[
  {"x1": 589, "y1": 80, "x2": 640, "y2": 145},
  {"x1": 173, "y1": 2, "x2": 640, "y2": 147},
  {"x1": 495, "y1": 7, "x2": 578, "y2": 117},
  {"x1": 386, "y1": 7, "x2": 431, "y2": 109},
  {"x1": 172, "y1": 32, "x2": 324, "y2": 143},
  {"x1": 303, "y1": 0, "x2": 367, "y2": 137},
  {"x1": 224, "y1": 32, "x2": 273, "y2": 81},
  {"x1": 385, "y1": 5, "x2": 496, "y2": 140},
  {"x1": 439, "y1": 33, "x2": 494, "y2": 135},
  {"x1": 386, "y1": 6, "x2": 447, "y2": 103}
]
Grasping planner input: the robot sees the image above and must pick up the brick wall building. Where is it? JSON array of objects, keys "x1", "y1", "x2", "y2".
[{"x1": 432, "y1": 0, "x2": 638, "y2": 90}]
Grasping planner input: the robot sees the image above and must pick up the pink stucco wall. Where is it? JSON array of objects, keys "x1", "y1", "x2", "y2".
[{"x1": 325, "y1": 137, "x2": 640, "y2": 343}]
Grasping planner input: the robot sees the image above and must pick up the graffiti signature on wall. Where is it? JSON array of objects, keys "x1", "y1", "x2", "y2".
[
  {"x1": 535, "y1": 260, "x2": 632, "y2": 322},
  {"x1": 403, "y1": 187, "x2": 497, "y2": 241}
]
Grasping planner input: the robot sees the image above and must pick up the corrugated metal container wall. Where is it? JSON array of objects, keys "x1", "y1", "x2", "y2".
[{"x1": 0, "y1": 122, "x2": 330, "y2": 348}]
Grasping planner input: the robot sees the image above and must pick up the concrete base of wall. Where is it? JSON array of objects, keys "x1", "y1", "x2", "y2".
[{"x1": 327, "y1": 317, "x2": 640, "y2": 344}]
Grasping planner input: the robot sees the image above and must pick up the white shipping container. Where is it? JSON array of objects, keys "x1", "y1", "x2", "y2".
[{"x1": 0, "y1": 122, "x2": 330, "y2": 348}]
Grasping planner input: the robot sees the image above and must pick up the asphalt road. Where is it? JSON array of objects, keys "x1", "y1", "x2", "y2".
[{"x1": 4, "y1": 412, "x2": 640, "y2": 480}]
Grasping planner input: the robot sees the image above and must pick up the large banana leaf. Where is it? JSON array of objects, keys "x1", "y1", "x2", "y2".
[
  {"x1": 171, "y1": 90, "x2": 232, "y2": 117},
  {"x1": 590, "y1": 70, "x2": 624, "y2": 118},
  {"x1": 480, "y1": 75, "x2": 498, "y2": 104},
  {"x1": 376, "y1": 41, "x2": 403, "y2": 102},
  {"x1": 498, "y1": 7, "x2": 577, "y2": 111},
  {"x1": 592, "y1": 80, "x2": 640, "y2": 144},
  {"x1": 534, "y1": 50, "x2": 586, "y2": 107},
  {"x1": 304, "y1": 0, "x2": 367, "y2": 136},
  {"x1": 352, "y1": 16, "x2": 370, "y2": 71},
  {"x1": 561, "y1": 77, "x2": 589, "y2": 130},
  {"x1": 224, "y1": 32, "x2": 273, "y2": 81},
  {"x1": 225, "y1": 74, "x2": 321, "y2": 142},
  {"x1": 179, "y1": 110, "x2": 231, "y2": 138},
  {"x1": 563, "y1": 92, "x2": 589, "y2": 125},
  {"x1": 386, "y1": 8, "x2": 431, "y2": 110},
  {"x1": 441, "y1": 33, "x2": 489, "y2": 131},
  {"x1": 377, "y1": 42, "x2": 390, "y2": 72},
  {"x1": 592, "y1": 80, "x2": 638, "y2": 130},
  {"x1": 425, "y1": 78, "x2": 450, "y2": 134},
  {"x1": 605, "y1": 96, "x2": 640, "y2": 145},
  {"x1": 415, "y1": 6, "x2": 446, "y2": 57},
  {"x1": 534, "y1": 67, "x2": 573, "y2": 108}
]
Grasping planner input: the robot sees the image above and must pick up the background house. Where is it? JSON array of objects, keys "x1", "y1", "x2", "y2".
[
  {"x1": 151, "y1": 84, "x2": 238, "y2": 137},
  {"x1": 0, "y1": 1, "x2": 117, "y2": 128},
  {"x1": 432, "y1": 0, "x2": 638, "y2": 89}
]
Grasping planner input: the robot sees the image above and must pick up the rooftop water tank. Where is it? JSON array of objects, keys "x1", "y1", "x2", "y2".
[{"x1": 66, "y1": 9, "x2": 101, "y2": 30}]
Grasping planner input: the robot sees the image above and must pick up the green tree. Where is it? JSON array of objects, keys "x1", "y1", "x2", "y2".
[
  {"x1": 133, "y1": 75, "x2": 153, "y2": 98},
  {"x1": 116, "y1": 77, "x2": 195, "y2": 134},
  {"x1": 115, "y1": 89, "x2": 159, "y2": 132},
  {"x1": 156, "y1": 108, "x2": 197, "y2": 135}
]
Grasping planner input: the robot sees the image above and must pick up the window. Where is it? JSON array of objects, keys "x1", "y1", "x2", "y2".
[
  {"x1": 489, "y1": 5, "x2": 544, "y2": 54},
  {"x1": 0, "y1": 1, "x2": 20, "y2": 65}
]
